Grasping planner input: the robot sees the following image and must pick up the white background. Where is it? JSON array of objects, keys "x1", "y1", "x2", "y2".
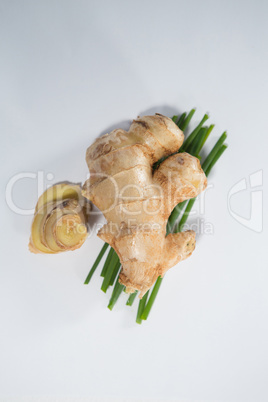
[{"x1": 1, "y1": 1, "x2": 268, "y2": 401}]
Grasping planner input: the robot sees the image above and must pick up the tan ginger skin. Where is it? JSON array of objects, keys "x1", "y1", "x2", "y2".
[{"x1": 83, "y1": 114, "x2": 207, "y2": 297}]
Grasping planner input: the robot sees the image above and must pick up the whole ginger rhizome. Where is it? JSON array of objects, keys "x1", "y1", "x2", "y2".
[{"x1": 82, "y1": 114, "x2": 207, "y2": 297}]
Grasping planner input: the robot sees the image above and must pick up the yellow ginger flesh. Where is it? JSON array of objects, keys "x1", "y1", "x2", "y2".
[
  {"x1": 83, "y1": 114, "x2": 207, "y2": 296},
  {"x1": 29, "y1": 183, "x2": 89, "y2": 254}
]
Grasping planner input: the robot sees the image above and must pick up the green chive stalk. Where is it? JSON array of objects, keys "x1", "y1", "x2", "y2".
[
  {"x1": 136, "y1": 291, "x2": 149, "y2": 324},
  {"x1": 141, "y1": 276, "x2": 163, "y2": 320},
  {"x1": 181, "y1": 114, "x2": 209, "y2": 152},
  {"x1": 101, "y1": 250, "x2": 120, "y2": 293},
  {"x1": 179, "y1": 108, "x2": 196, "y2": 131},
  {"x1": 126, "y1": 291, "x2": 138, "y2": 306},
  {"x1": 108, "y1": 276, "x2": 125, "y2": 310},
  {"x1": 100, "y1": 247, "x2": 114, "y2": 277},
  {"x1": 84, "y1": 243, "x2": 109, "y2": 284}
]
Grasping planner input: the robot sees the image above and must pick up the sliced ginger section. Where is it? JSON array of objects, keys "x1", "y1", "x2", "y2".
[{"x1": 29, "y1": 183, "x2": 90, "y2": 254}]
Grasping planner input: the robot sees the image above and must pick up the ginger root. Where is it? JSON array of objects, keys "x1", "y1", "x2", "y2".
[
  {"x1": 29, "y1": 183, "x2": 90, "y2": 254},
  {"x1": 83, "y1": 114, "x2": 207, "y2": 296}
]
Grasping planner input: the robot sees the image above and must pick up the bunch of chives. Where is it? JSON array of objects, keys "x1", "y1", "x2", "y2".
[{"x1": 84, "y1": 109, "x2": 228, "y2": 324}]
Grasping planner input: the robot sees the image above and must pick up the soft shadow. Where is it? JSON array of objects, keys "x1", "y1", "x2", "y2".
[{"x1": 138, "y1": 104, "x2": 181, "y2": 119}]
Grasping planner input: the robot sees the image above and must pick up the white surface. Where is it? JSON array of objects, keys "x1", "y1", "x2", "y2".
[{"x1": 1, "y1": 1, "x2": 268, "y2": 401}]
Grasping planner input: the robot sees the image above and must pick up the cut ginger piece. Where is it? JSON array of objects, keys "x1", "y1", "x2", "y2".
[{"x1": 29, "y1": 183, "x2": 90, "y2": 254}]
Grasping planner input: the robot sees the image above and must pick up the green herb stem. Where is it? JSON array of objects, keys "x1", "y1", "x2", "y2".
[
  {"x1": 84, "y1": 243, "x2": 109, "y2": 284},
  {"x1": 100, "y1": 246, "x2": 113, "y2": 277},
  {"x1": 109, "y1": 260, "x2": 121, "y2": 286},
  {"x1": 176, "y1": 198, "x2": 196, "y2": 233},
  {"x1": 200, "y1": 124, "x2": 215, "y2": 150},
  {"x1": 204, "y1": 144, "x2": 228, "y2": 176},
  {"x1": 188, "y1": 124, "x2": 214, "y2": 156},
  {"x1": 179, "y1": 108, "x2": 196, "y2": 132},
  {"x1": 136, "y1": 291, "x2": 149, "y2": 324},
  {"x1": 182, "y1": 113, "x2": 209, "y2": 152},
  {"x1": 202, "y1": 132, "x2": 227, "y2": 173},
  {"x1": 101, "y1": 250, "x2": 120, "y2": 293},
  {"x1": 166, "y1": 200, "x2": 187, "y2": 234},
  {"x1": 176, "y1": 112, "x2": 186, "y2": 129},
  {"x1": 126, "y1": 291, "x2": 138, "y2": 306},
  {"x1": 141, "y1": 276, "x2": 163, "y2": 320},
  {"x1": 107, "y1": 276, "x2": 125, "y2": 311}
]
